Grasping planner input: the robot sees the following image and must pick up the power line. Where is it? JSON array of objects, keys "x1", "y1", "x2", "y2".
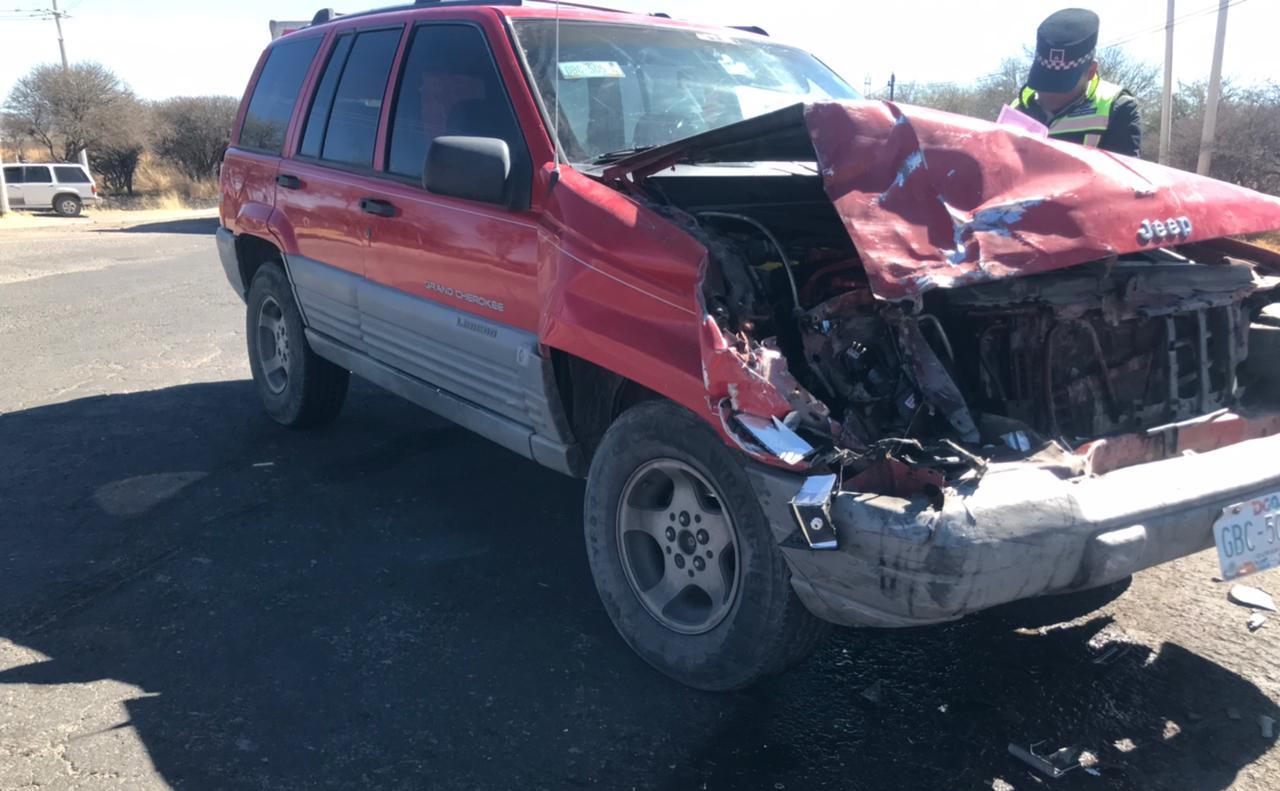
[{"x1": 1105, "y1": 0, "x2": 1250, "y2": 49}]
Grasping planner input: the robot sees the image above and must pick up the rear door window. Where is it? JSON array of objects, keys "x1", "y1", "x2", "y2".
[
  {"x1": 53, "y1": 166, "x2": 90, "y2": 183},
  {"x1": 3, "y1": 166, "x2": 22, "y2": 184},
  {"x1": 386, "y1": 24, "x2": 528, "y2": 183},
  {"x1": 240, "y1": 36, "x2": 323, "y2": 154},
  {"x1": 299, "y1": 27, "x2": 402, "y2": 168},
  {"x1": 24, "y1": 166, "x2": 52, "y2": 183}
]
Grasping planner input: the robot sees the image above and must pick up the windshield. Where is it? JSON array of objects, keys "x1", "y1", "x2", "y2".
[{"x1": 512, "y1": 20, "x2": 859, "y2": 165}]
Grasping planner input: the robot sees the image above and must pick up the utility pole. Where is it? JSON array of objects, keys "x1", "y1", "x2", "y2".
[
  {"x1": 0, "y1": 148, "x2": 10, "y2": 217},
  {"x1": 1158, "y1": 0, "x2": 1175, "y2": 164},
  {"x1": 1197, "y1": 0, "x2": 1230, "y2": 175},
  {"x1": 888, "y1": 72, "x2": 896, "y2": 102},
  {"x1": 51, "y1": 0, "x2": 69, "y2": 68},
  {"x1": 49, "y1": 0, "x2": 89, "y2": 171}
]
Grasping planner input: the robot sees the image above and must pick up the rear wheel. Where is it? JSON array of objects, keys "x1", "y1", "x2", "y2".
[
  {"x1": 53, "y1": 194, "x2": 82, "y2": 217},
  {"x1": 584, "y1": 400, "x2": 830, "y2": 690},
  {"x1": 246, "y1": 262, "x2": 349, "y2": 427}
]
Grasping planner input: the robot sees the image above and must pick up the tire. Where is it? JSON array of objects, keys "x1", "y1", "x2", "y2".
[
  {"x1": 584, "y1": 399, "x2": 830, "y2": 691},
  {"x1": 53, "y1": 194, "x2": 82, "y2": 217},
  {"x1": 245, "y1": 262, "x2": 349, "y2": 427}
]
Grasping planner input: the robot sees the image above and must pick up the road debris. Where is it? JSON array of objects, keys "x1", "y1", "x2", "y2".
[
  {"x1": 1228, "y1": 584, "x2": 1276, "y2": 611},
  {"x1": 860, "y1": 675, "x2": 880, "y2": 701},
  {"x1": 1261, "y1": 715, "x2": 1276, "y2": 740},
  {"x1": 1090, "y1": 642, "x2": 1135, "y2": 666},
  {"x1": 860, "y1": 681, "x2": 882, "y2": 704},
  {"x1": 1008, "y1": 742, "x2": 1086, "y2": 779},
  {"x1": 1247, "y1": 612, "x2": 1268, "y2": 631}
]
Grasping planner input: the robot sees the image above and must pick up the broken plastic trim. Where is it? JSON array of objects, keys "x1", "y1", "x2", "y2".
[{"x1": 790, "y1": 473, "x2": 839, "y2": 549}]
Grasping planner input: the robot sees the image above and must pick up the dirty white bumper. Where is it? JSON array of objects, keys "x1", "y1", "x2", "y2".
[{"x1": 748, "y1": 431, "x2": 1280, "y2": 628}]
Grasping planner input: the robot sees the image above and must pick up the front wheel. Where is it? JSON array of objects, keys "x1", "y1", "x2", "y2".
[
  {"x1": 53, "y1": 195, "x2": 82, "y2": 217},
  {"x1": 246, "y1": 262, "x2": 349, "y2": 427},
  {"x1": 584, "y1": 400, "x2": 830, "y2": 690}
]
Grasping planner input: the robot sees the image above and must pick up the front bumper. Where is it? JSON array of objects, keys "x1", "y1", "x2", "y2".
[{"x1": 748, "y1": 430, "x2": 1280, "y2": 628}]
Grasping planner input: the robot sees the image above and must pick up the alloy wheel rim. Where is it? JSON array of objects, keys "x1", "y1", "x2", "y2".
[
  {"x1": 255, "y1": 296, "x2": 290, "y2": 394},
  {"x1": 616, "y1": 458, "x2": 741, "y2": 635}
]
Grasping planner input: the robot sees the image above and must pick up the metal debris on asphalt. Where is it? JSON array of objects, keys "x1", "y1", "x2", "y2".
[
  {"x1": 1090, "y1": 642, "x2": 1135, "y2": 666},
  {"x1": 1228, "y1": 584, "x2": 1276, "y2": 612},
  {"x1": 860, "y1": 681, "x2": 882, "y2": 703},
  {"x1": 1007, "y1": 742, "x2": 1084, "y2": 779},
  {"x1": 1247, "y1": 612, "x2": 1268, "y2": 631}
]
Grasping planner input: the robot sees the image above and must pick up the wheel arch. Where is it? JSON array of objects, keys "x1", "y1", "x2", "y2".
[
  {"x1": 51, "y1": 191, "x2": 82, "y2": 211},
  {"x1": 235, "y1": 233, "x2": 285, "y2": 296},
  {"x1": 549, "y1": 349, "x2": 660, "y2": 477}
]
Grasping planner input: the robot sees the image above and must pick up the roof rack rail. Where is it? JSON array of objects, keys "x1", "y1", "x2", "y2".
[
  {"x1": 309, "y1": 0, "x2": 650, "y2": 29},
  {"x1": 730, "y1": 25, "x2": 769, "y2": 36},
  {"x1": 309, "y1": 0, "x2": 523, "y2": 28}
]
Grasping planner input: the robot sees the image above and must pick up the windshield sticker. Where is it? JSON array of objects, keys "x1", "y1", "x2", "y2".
[
  {"x1": 718, "y1": 53, "x2": 754, "y2": 77},
  {"x1": 558, "y1": 61, "x2": 625, "y2": 80}
]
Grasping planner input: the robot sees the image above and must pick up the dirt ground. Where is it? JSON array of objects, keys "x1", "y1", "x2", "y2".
[
  {"x1": 1, "y1": 217, "x2": 1278, "y2": 790},
  {"x1": 0, "y1": 206, "x2": 217, "y2": 234}
]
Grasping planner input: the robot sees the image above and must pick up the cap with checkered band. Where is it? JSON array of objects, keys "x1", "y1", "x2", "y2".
[{"x1": 1027, "y1": 8, "x2": 1100, "y2": 94}]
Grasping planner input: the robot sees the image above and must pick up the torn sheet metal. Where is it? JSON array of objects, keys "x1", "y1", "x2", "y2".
[
  {"x1": 602, "y1": 100, "x2": 1280, "y2": 301},
  {"x1": 805, "y1": 100, "x2": 1280, "y2": 300},
  {"x1": 1074, "y1": 410, "x2": 1280, "y2": 475},
  {"x1": 737, "y1": 414, "x2": 813, "y2": 465},
  {"x1": 700, "y1": 315, "x2": 794, "y2": 418}
]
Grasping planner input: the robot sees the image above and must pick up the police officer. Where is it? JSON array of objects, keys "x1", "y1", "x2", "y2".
[{"x1": 1009, "y1": 8, "x2": 1142, "y2": 156}]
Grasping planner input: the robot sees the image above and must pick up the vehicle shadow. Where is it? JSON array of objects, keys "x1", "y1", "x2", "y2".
[
  {"x1": 108, "y1": 216, "x2": 219, "y2": 235},
  {"x1": 0, "y1": 380, "x2": 1275, "y2": 790}
]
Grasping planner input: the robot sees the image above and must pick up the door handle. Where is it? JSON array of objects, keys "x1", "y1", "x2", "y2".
[
  {"x1": 276, "y1": 174, "x2": 302, "y2": 190},
  {"x1": 359, "y1": 197, "x2": 396, "y2": 218}
]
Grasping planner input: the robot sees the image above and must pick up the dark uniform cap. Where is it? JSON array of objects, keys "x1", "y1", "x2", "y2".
[{"x1": 1027, "y1": 8, "x2": 1100, "y2": 93}]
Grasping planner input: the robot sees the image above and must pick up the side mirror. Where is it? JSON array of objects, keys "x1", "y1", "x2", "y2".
[{"x1": 423, "y1": 136, "x2": 511, "y2": 206}]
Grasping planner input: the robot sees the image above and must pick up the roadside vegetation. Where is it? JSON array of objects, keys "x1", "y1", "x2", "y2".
[
  {"x1": 2, "y1": 62, "x2": 235, "y2": 210},
  {"x1": 879, "y1": 48, "x2": 1280, "y2": 196}
]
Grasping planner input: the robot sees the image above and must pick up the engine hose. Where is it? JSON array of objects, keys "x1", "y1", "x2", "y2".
[{"x1": 695, "y1": 211, "x2": 803, "y2": 316}]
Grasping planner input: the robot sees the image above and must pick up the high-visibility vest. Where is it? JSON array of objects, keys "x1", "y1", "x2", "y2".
[{"x1": 1011, "y1": 75, "x2": 1125, "y2": 149}]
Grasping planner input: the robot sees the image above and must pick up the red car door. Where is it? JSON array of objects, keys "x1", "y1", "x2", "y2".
[
  {"x1": 359, "y1": 21, "x2": 547, "y2": 429},
  {"x1": 272, "y1": 25, "x2": 405, "y2": 352}
]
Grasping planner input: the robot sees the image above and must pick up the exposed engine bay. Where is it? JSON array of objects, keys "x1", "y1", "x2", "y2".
[{"x1": 645, "y1": 167, "x2": 1280, "y2": 499}]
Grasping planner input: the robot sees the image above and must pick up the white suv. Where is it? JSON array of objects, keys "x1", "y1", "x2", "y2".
[{"x1": 3, "y1": 163, "x2": 98, "y2": 217}]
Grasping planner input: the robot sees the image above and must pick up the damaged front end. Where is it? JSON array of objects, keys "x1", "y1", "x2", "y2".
[{"x1": 602, "y1": 100, "x2": 1280, "y2": 624}]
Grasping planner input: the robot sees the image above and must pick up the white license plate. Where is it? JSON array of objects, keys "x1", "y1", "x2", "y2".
[{"x1": 1214, "y1": 490, "x2": 1280, "y2": 580}]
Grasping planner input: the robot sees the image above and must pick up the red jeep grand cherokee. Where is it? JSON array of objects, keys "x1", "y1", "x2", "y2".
[{"x1": 219, "y1": 0, "x2": 1280, "y2": 689}]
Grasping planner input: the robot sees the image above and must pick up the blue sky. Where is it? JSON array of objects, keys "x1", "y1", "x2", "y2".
[{"x1": 1, "y1": 0, "x2": 1276, "y2": 103}]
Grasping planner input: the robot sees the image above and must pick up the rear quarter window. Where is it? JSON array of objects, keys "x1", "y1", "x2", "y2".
[
  {"x1": 53, "y1": 166, "x2": 90, "y2": 183},
  {"x1": 239, "y1": 36, "x2": 323, "y2": 154}
]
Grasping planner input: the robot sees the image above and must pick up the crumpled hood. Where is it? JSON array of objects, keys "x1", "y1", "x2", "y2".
[{"x1": 605, "y1": 100, "x2": 1280, "y2": 301}]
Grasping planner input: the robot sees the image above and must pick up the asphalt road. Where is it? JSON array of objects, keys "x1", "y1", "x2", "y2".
[{"x1": 1, "y1": 215, "x2": 1279, "y2": 790}]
